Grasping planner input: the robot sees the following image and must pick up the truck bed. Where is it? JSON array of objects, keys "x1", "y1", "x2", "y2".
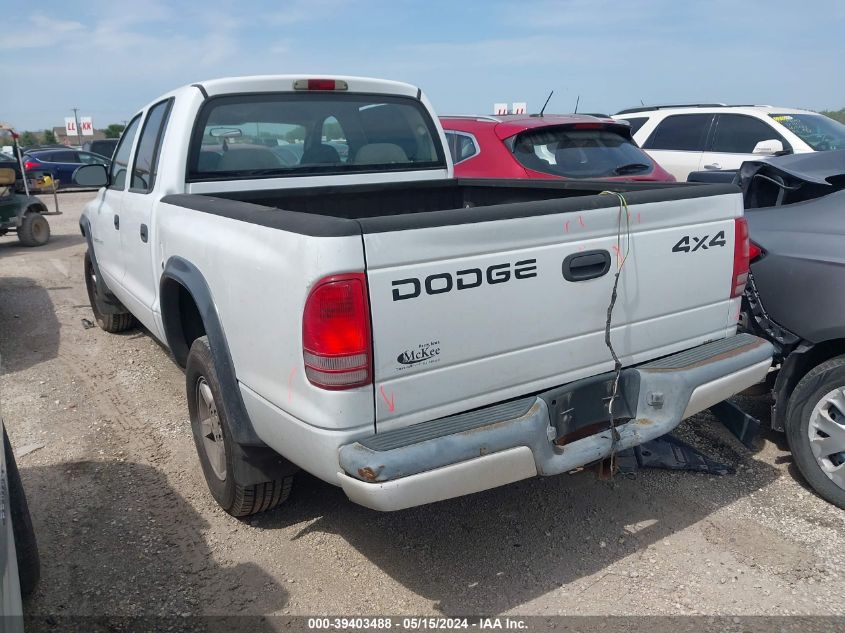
[
  {"x1": 178, "y1": 178, "x2": 720, "y2": 223},
  {"x1": 162, "y1": 179, "x2": 744, "y2": 430}
]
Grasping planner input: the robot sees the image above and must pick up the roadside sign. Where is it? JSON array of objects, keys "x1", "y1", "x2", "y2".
[
  {"x1": 80, "y1": 117, "x2": 94, "y2": 136},
  {"x1": 512, "y1": 102, "x2": 527, "y2": 115},
  {"x1": 64, "y1": 117, "x2": 77, "y2": 135},
  {"x1": 493, "y1": 103, "x2": 508, "y2": 115}
]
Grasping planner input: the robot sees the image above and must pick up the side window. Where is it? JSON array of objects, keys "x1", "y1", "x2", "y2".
[
  {"x1": 643, "y1": 114, "x2": 713, "y2": 151},
  {"x1": 444, "y1": 132, "x2": 478, "y2": 164},
  {"x1": 79, "y1": 151, "x2": 106, "y2": 165},
  {"x1": 444, "y1": 132, "x2": 459, "y2": 162},
  {"x1": 131, "y1": 99, "x2": 173, "y2": 192},
  {"x1": 710, "y1": 114, "x2": 786, "y2": 154},
  {"x1": 455, "y1": 134, "x2": 478, "y2": 163},
  {"x1": 52, "y1": 150, "x2": 78, "y2": 163},
  {"x1": 109, "y1": 115, "x2": 141, "y2": 190},
  {"x1": 621, "y1": 117, "x2": 648, "y2": 137}
]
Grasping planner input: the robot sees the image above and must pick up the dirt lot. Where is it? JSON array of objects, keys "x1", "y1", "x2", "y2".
[{"x1": 2, "y1": 191, "x2": 844, "y2": 628}]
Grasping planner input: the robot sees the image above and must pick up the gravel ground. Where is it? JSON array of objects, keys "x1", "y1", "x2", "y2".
[{"x1": 1, "y1": 191, "x2": 844, "y2": 630}]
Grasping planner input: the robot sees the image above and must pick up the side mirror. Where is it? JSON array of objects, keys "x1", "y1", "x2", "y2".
[
  {"x1": 0, "y1": 167, "x2": 15, "y2": 186},
  {"x1": 752, "y1": 139, "x2": 784, "y2": 156},
  {"x1": 73, "y1": 163, "x2": 109, "y2": 187}
]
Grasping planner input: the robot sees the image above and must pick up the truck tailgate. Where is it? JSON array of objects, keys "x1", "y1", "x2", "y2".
[{"x1": 359, "y1": 185, "x2": 743, "y2": 428}]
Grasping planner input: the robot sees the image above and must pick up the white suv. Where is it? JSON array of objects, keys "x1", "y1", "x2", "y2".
[{"x1": 613, "y1": 104, "x2": 845, "y2": 181}]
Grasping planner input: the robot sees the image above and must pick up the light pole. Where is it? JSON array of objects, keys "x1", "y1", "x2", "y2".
[{"x1": 72, "y1": 107, "x2": 83, "y2": 148}]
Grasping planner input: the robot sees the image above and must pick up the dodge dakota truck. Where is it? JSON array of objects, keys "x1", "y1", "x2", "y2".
[{"x1": 73, "y1": 75, "x2": 773, "y2": 516}]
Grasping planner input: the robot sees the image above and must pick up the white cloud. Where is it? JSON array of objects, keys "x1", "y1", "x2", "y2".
[
  {"x1": 0, "y1": 13, "x2": 84, "y2": 50},
  {"x1": 30, "y1": 14, "x2": 85, "y2": 33},
  {"x1": 266, "y1": 0, "x2": 350, "y2": 25}
]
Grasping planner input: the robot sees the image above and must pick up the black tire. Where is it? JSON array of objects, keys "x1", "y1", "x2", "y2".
[
  {"x1": 17, "y1": 212, "x2": 50, "y2": 247},
  {"x1": 4, "y1": 427, "x2": 40, "y2": 597},
  {"x1": 186, "y1": 336, "x2": 294, "y2": 516},
  {"x1": 786, "y1": 355, "x2": 845, "y2": 510},
  {"x1": 84, "y1": 251, "x2": 135, "y2": 333}
]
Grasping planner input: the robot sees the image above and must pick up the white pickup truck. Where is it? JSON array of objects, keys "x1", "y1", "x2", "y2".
[{"x1": 74, "y1": 75, "x2": 773, "y2": 516}]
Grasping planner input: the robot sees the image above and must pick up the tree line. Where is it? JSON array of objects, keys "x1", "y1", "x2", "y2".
[
  {"x1": 820, "y1": 108, "x2": 845, "y2": 124},
  {"x1": 9, "y1": 111, "x2": 845, "y2": 149},
  {"x1": 12, "y1": 124, "x2": 127, "y2": 148}
]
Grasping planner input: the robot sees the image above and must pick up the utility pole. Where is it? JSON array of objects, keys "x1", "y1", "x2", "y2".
[{"x1": 72, "y1": 107, "x2": 83, "y2": 148}]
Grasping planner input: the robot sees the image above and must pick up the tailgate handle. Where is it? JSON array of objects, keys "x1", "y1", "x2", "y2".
[{"x1": 562, "y1": 250, "x2": 611, "y2": 282}]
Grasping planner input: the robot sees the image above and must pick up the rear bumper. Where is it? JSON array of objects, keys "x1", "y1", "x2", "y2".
[{"x1": 338, "y1": 334, "x2": 773, "y2": 511}]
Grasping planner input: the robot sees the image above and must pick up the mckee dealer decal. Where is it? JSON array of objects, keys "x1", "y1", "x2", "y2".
[{"x1": 396, "y1": 340, "x2": 441, "y2": 371}]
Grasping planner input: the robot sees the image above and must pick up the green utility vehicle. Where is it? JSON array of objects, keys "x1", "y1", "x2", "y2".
[{"x1": 0, "y1": 124, "x2": 57, "y2": 247}]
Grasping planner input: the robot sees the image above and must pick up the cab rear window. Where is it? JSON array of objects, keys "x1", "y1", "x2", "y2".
[{"x1": 188, "y1": 93, "x2": 446, "y2": 181}]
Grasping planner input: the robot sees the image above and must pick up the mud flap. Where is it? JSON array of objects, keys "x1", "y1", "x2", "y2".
[
  {"x1": 709, "y1": 400, "x2": 761, "y2": 449},
  {"x1": 232, "y1": 444, "x2": 299, "y2": 486}
]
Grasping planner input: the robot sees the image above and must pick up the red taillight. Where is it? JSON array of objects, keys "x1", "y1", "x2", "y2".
[
  {"x1": 749, "y1": 241, "x2": 763, "y2": 261},
  {"x1": 732, "y1": 217, "x2": 750, "y2": 298},
  {"x1": 24, "y1": 160, "x2": 38, "y2": 171},
  {"x1": 573, "y1": 123, "x2": 603, "y2": 130},
  {"x1": 302, "y1": 273, "x2": 372, "y2": 390},
  {"x1": 293, "y1": 78, "x2": 349, "y2": 91}
]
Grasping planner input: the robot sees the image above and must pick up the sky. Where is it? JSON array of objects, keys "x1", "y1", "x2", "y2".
[{"x1": 4, "y1": 0, "x2": 845, "y2": 131}]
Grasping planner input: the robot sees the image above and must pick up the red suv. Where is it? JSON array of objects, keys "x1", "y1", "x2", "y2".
[{"x1": 440, "y1": 114, "x2": 674, "y2": 182}]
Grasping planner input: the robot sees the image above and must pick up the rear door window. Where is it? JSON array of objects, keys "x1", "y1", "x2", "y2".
[
  {"x1": 643, "y1": 114, "x2": 714, "y2": 151},
  {"x1": 109, "y1": 115, "x2": 141, "y2": 190},
  {"x1": 189, "y1": 93, "x2": 446, "y2": 181},
  {"x1": 131, "y1": 99, "x2": 173, "y2": 192},
  {"x1": 710, "y1": 114, "x2": 786, "y2": 153}
]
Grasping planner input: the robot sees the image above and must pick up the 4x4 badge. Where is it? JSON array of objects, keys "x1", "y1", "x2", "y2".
[{"x1": 672, "y1": 230, "x2": 726, "y2": 253}]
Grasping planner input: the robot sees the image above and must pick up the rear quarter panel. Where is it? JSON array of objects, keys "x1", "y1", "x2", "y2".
[{"x1": 155, "y1": 201, "x2": 374, "y2": 432}]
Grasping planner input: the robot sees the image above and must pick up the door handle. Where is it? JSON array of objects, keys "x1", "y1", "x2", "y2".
[
  {"x1": 113, "y1": 214, "x2": 119, "y2": 229},
  {"x1": 562, "y1": 250, "x2": 611, "y2": 282},
  {"x1": 703, "y1": 163, "x2": 722, "y2": 170},
  {"x1": 140, "y1": 224, "x2": 148, "y2": 243}
]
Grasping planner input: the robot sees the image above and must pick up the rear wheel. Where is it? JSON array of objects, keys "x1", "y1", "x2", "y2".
[
  {"x1": 17, "y1": 212, "x2": 49, "y2": 247},
  {"x1": 186, "y1": 336, "x2": 294, "y2": 516},
  {"x1": 84, "y1": 251, "x2": 134, "y2": 333},
  {"x1": 786, "y1": 355, "x2": 845, "y2": 510}
]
